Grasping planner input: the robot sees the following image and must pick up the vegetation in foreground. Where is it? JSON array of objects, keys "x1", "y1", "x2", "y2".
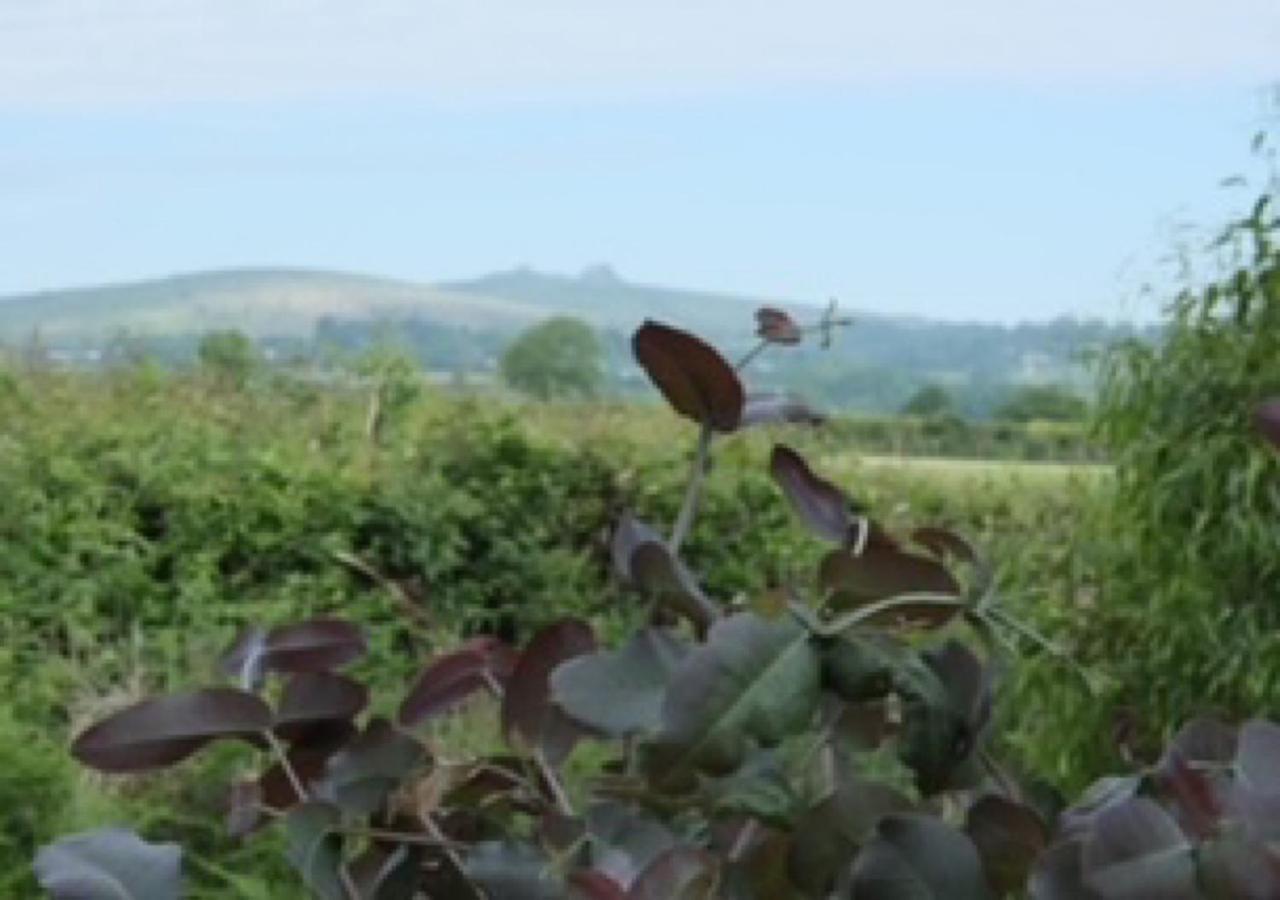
[{"x1": 31, "y1": 273, "x2": 1280, "y2": 899}]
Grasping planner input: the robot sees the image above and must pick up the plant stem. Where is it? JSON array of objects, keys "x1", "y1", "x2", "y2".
[
  {"x1": 264, "y1": 731, "x2": 308, "y2": 803},
  {"x1": 263, "y1": 730, "x2": 361, "y2": 900},
  {"x1": 790, "y1": 592, "x2": 969, "y2": 638},
  {"x1": 735, "y1": 339, "x2": 770, "y2": 371},
  {"x1": 534, "y1": 749, "x2": 576, "y2": 818},
  {"x1": 669, "y1": 420, "x2": 713, "y2": 555},
  {"x1": 984, "y1": 606, "x2": 1096, "y2": 693}
]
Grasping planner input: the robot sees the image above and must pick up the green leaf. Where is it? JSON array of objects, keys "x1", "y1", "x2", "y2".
[
  {"x1": 645, "y1": 613, "x2": 821, "y2": 787},
  {"x1": 850, "y1": 814, "x2": 993, "y2": 900},
  {"x1": 284, "y1": 801, "x2": 348, "y2": 900},
  {"x1": 465, "y1": 840, "x2": 561, "y2": 900},
  {"x1": 551, "y1": 628, "x2": 688, "y2": 737},
  {"x1": 35, "y1": 828, "x2": 183, "y2": 900},
  {"x1": 320, "y1": 718, "x2": 427, "y2": 815}
]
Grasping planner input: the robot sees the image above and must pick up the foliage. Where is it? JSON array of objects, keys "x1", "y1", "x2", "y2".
[
  {"x1": 901, "y1": 384, "x2": 954, "y2": 417},
  {"x1": 993, "y1": 385, "x2": 1087, "y2": 424},
  {"x1": 501, "y1": 316, "x2": 606, "y2": 400},
  {"x1": 1007, "y1": 188, "x2": 1280, "y2": 791},
  {"x1": 1030, "y1": 716, "x2": 1280, "y2": 898},
  {"x1": 196, "y1": 329, "x2": 261, "y2": 387},
  {"x1": 44, "y1": 310, "x2": 1079, "y2": 899}
]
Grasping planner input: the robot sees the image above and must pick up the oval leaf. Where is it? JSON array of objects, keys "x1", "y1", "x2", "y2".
[
  {"x1": 966, "y1": 795, "x2": 1049, "y2": 896},
  {"x1": 769, "y1": 444, "x2": 855, "y2": 543},
  {"x1": 72, "y1": 688, "x2": 272, "y2": 773},
  {"x1": 646, "y1": 613, "x2": 821, "y2": 787},
  {"x1": 274, "y1": 671, "x2": 369, "y2": 742},
  {"x1": 223, "y1": 617, "x2": 367, "y2": 686},
  {"x1": 398, "y1": 636, "x2": 516, "y2": 727},
  {"x1": 756, "y1": 307, "x2": 802, "y2": 345},
  {"x1": 552, "y1": 628, "x2": 689, "y2": 737},
  {"x1": 502, "y1": 619, "x2": 598, "y2": 765},
  {"x1": 851, "y1": 814, "x2": 993, "y2": 900},
  {"x1": 633, "y1": 320, "x2": 744, "y2": 432},
  {"x1": 35, "y1": 828, "x2": 183, "y2": 900}
]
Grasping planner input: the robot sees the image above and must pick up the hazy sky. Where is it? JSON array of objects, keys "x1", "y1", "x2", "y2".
[{"x1": 2, "y1": 1, "x2": 1278, "y2": 321}]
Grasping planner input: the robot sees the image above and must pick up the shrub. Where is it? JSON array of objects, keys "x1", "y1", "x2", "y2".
[
  {"x1": 1008, "y1": 188, "x2": 1280, "y2": 791},
  {"x1": 44, "y1": 310, "x2": 1075, "y2": 898}
]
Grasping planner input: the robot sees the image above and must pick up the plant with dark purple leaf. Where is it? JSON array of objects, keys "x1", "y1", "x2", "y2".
[{"x1": 42, "y1": 309, "x2": 1067, "y2": 899}]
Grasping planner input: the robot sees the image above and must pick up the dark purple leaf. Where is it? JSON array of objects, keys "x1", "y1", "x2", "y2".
[
  {"x1": 820, "y1": 543, "x2": 961, "y2": 626},
  {"x1": 629, "y1": 542, "x2": 721, "y2": 630},
  {"x1": 633, "y1": 320, "x2": 744, "y2": 432},
  {"x1": 274, "y1": 671, "x2": 369, "y2": 742},
  {"x1": 72, "y1": 688, "x2": 272, "y2": 773},
  {"x1": 260, "y1": 726, "x2": 357, "y2": 810},
  {"x1": 965, "y1": 795, "x2": 1049, "y2": 896},
  {"x1": 35, "y1": 828, "x2": 183, "y2": 900},
  {"x1": 502, "y1": 619, "x2": 597, "y2": 765},
  {"x1": 398, "y1": 636, "x2": 516, "y2": 727},
  {"x1": 755, "y1": 307, "x2": 802, "y2": 345},
  {"x1": 1255, "y1": 398, "x2": 1280, "y2": 449},
  {"x1": 569, "y1": 870, "x2": 628, "y2": 900},
  {"x1": 769, "y1": 444, "x2": 855, "y2": 543},
  {"x1": 222, "y1": 617, "x2": 367, "y2": 686}
]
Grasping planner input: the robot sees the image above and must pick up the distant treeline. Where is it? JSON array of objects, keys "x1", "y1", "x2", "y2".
[{"x1": 6, "y1": 308, "x2": 1147, "y2": 420}]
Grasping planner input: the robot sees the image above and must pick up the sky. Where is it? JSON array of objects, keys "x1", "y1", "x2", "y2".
[{"x1": 2, "y1": 1, "x2": 1279, "y2": 322}]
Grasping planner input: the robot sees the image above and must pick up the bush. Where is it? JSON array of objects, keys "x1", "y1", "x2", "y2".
[
  {"x1": 45, "y1": 314, "x2": 1072, "y2": 899},
  {"x1": 1007, "y1": 190, "x2": 1280, "y2": 791}
]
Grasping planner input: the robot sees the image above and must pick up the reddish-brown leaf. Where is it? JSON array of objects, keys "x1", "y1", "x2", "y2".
[{"x1": 633, "y1": 321, "x2": 744, "y2": 432}]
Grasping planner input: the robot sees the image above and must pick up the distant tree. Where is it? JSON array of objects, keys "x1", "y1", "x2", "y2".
[
  {"x1": 197, "y1": 329, "x2": 260, "y2": 386},
  {"x1": 900, "y1": 384, "x2": 953, "y2": 417},
  {"x1": 500, "y1": 316, "x2": 604, "y2": 399},
  {"x1": 995, "y1": 384, "x2": 1088, "y2": 423}
]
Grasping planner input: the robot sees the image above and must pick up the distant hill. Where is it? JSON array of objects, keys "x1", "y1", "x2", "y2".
[
  {"x1": 440, "y1": 264, "x2": 780, "y2": 337},
  {"x1": 0, "y1": 264, "x2": 1151, "y2": 414},
  {"x1": 0, "y1": 268, "x2": 544, "y2": 339}
]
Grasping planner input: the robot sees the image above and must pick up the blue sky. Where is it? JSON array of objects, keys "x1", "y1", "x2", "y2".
[{"x1": 1, "y1": 1, "x2": 1278, "y2": 322}]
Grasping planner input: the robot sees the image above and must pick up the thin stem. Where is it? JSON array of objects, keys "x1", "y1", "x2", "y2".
[
  {"x1": 983, "y1": 607, "x2": 1095, "y2": 693},
  {"x1": 979, "y1": 747, "x2": 1022, "y2": 802},
  {"x1": 728, "y1": 820, "x2": 760, "y2": 862},
  {"x1": 263, "y1": 730, "x2": 361, "y2": 900},
  {"x1": 264, "y1": 731, "x2": 308, "y2": 803},
  {"x1": 534, "y1": 749, "x2": 576, "y2": 818},
  {"x1": 734, "y1": 339, "x2": 770, "y2": 371},
  {"x1": 791, "y1": 592, "x2": 969, "y2": 638},
  {"x1": 669, "y1": 421, "x2": 713, "y2": 555}
]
